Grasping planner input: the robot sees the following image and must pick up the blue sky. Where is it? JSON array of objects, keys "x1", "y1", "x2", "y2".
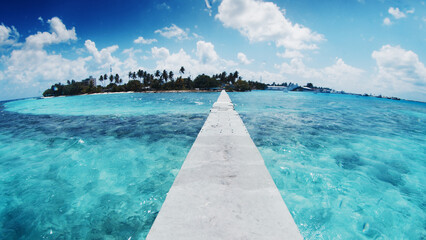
[{"x1": 0, "y1": 0, "x2": 425, "y2": 101}]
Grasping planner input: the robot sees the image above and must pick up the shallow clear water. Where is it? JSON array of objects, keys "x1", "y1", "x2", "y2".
[
  {"x1": 1, "y1": 91, "x2": 425, "y2": 239},
  {"x1": 230, "y1": 91, "x2": 426, "y2": 239},
  {"x1": 0, "y1": 92, "x2": 219, "y2": 239},
  {"x1": 4, "y1": 92, "x2": 216, "y2": 116}
]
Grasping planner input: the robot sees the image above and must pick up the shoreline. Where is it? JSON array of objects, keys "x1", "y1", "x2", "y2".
[
  {"x1": 41, "y1": 89, "x2": 222, "y2": 99},
  {"x1": 6, "y1": 90, "x2": 424, "y2": 104}
]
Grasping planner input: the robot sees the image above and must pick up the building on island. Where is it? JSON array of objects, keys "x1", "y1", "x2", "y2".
[{"x1": 82, "y1": 76, "x2": 96, "y2": 86}]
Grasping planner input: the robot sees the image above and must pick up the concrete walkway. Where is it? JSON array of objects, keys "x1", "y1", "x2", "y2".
[{"x1": 147, "y1": 90, "x2": 302, "y2": 240}]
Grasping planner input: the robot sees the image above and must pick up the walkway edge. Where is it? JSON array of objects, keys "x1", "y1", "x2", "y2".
[{"x1": 146, "y1": 90, "x2": 303, "y2": 239}]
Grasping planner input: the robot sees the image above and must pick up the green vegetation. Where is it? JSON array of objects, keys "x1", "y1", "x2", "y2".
[{"x1": 43, "y1": 67, "x2": 267, "y2": 97}]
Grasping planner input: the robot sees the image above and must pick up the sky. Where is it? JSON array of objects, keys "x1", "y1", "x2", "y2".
[{"x1": 0, "y1": 0, "x2": 425, "y2": 101}]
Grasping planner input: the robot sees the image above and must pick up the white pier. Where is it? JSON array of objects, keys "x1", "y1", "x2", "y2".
[{"x1": 147, "y1": 90, "x2": 302, "y2": 239}]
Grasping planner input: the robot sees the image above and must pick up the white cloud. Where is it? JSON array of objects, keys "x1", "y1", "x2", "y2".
[
  {"x1": 84, "y1": 39, "x2": 119, "y2": 67},
  {"x1": 196, "y1": 40, "x2": 218, "y2": 64},
  {"x1": 237, "y1": 52, "x2": 253, "y2": 64},
  {"x1": 372, "y1": 45, "x2": 426, "y2": 100},
  {"x1": 205, "y1": 0, "x2": 212, "y2": 10},
  {"x1": 0, "y1": 17, "x2": 89, "y2": 100},
  {"x1": 151, "y1": 47, "x2": 197, "y2": 74},
  {"x1": 275, "y1": 57, "x2": 366, "y2": 92},
  {"x1": 0, "y1": 23, "x2": 20, "y2": 46},
  {"x1": 134, "y1": 36, "x2": 157, "y2": 44},
  {"x1": 150, "y1": 42, "x2": 236, "y2": 77},
  {"x1": 238, "y1": 69, "x2": 284, "y2": 83},
  {"x1": 122, "y1": 48, "x2": 142, "y2": 72},
  {"x1": 215, "y1": 0, "x2": 324, "y2": 50},
  {"x1": 0, "y1": 46, "x2": 90, "y2": 100},
  {"x1": 151, "y1": 46, "x2": 170, "y2": 59},
  {"x1": 406, "y1": 8, "x2": 415, "y2": 14},
  {"x1": 0, "y1": 17, "x2": 146, "y2": 100},
  {"x1": 25, "y1": 17, "x2": 76, "y2": 48},
  {"x1": 276, "y1": 58, "x2": 322, "y2": 79},
  {"x1": 322, "y1": 58, "x2": 364, "y2": 91},
  {"x1": 154, "y1": 24, "x2": 188, "y2": 40},
  {"x1": 192, "y1": 33, "x2": 203, "y2": 39},
  {"x1": 388, "y1": 7, "x2": 406, "y2": 19},
  {"x1": 1, "y1": 48, "x2": 89, "y2": 84},
  {"x1": 277, "y1": 49, "x2": 303, "y2": 59},
  {"x1": 38, "y1": 17, "x2": 44, "y2": 23},
  {"x1": 383, "y1": 17, "x2": 392, "y2": 26},
  {"x1": 205, "y1": 0, "x2": 213, "y2": 16}
]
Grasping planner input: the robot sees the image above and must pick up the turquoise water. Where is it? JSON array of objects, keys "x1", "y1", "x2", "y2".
[
  {"x1": 4, "y1": 92, "x2": 215, "y2": 116},
  {"x1": 0, "y1": 92, "x2": 219, "y2": 239},
  {"x1": 1, "y1": 91, "x2": 425, "y2": 239},
  {"x1": 230, "y1": 91, "x2": 426, "y2": 239}
]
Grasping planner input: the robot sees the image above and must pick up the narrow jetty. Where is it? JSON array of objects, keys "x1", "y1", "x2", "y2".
[{"x1": 147, "y1": 90, "x2": 302, "y2": 239}]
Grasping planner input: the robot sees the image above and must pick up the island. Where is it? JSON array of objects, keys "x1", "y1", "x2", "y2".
[
  {"x1": 43, "y1": 66, "x2": 401, "y2": 101},
  {"x1": 43, "y1": 67, "x2": 267, "y2": 97}
]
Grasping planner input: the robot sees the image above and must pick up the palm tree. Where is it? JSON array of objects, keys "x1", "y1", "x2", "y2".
[
  {"x1": 114, "y1": 74, "x2": 120, "y2": 84},
  {"x1": 104, "y1": 74, "x2": 108, "y2": 82},
  {"x1": 179, "y1": 66, "x2": 185, "y2": 76},
  {"x1": 132, "y1": 72, "x2": 137, "y2": 80},
  {"x1": 109, "y1": 74, "x2": 114, "y2": 84},
  {"x1": 137, "y1": 69, "x2": 143, "y2": 80},
  {"x1": 101, "y1": 75, "x2": 105, "y2": 87},
  {"x1": 155, "y1": 70, "x2": 160, "y2": 79},
  {"x1": 128, "y1": 71, "x2": 132, "y2": 81},
  {"x1": 162, "y1": 70, "x2": 168, "y2": 83},
  {"x1": 169, "y1": 71, "x2": 174, "y2": 82}
]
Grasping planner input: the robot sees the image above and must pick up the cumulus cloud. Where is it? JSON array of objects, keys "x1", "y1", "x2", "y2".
[
  {"x1": 151, "y1": 47, "x2": 197, "y2": 73},
  {"x1": 388, "y1": 7, "x2": 406, "y2": 19},
  {"x1": 196, "y1": 40, "x2": 218, "y2": 64},
  {"x1": 0, "y1": 17, "x2": 89, "y2": 100},
  {"x1": 155, "y1": 24, "x2": 188, "y2": 40},
  {"x1": 25, "y1": 17, "x2": 76, "y2": 48},
  {"x1": 237, "y1": 52, "x2": 253, "y2": 64},
  {"x1": 0, "y1": 17, "x2": 144, "y2": 100},
  {"x1": 151, "y1": 46, "x2": 170, "y2": 59},
  {"x1": 322, "y1": 58, "x2": 364, "y2": 89},
  {"x1": 151, "y1": 41, "x2": 236, "y2": 77},
  {"x1": 0, "y1": 23, "x2": 20, "y2": 46},
  {"x1": 238, "y1": 69, "x2": 283, "y2": 83},
  {"x1": 372, "y1": 45, "x2": 426, "y2": 99},
  {"x1": 215, "y1": 0, "x2": 324, "y2": 50},
  {"x1": 276, "y1": 58, "x2": 322, "y2": 79},
  {"x1": 84, "y1": 39, "x2": 119, "y2": 66},
  {"x1": 1, "y1": 49, "x2": 89, "y2": 84},
  {"x1": 134, "y1": 36, "x2": 157, "y2": 44},
  {"x1": 383, "y1": 17, "x2": 392, "y2": 26},
  {"x1": 122, "y1": 48, "x2": 142, "y2": 72},
  {"x1": 277, "y1": 49, "x2": 303, "y2": 59},
  {"x1": 275, "y1": 57, "x2": 365, "y2": 92}
]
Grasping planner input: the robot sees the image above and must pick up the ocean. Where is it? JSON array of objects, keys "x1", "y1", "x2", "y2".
[{"x1": 1, "y1": 91, "x2": 425, "y2": 239}]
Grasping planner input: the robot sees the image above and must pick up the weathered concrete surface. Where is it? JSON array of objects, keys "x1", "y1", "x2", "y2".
[{"x1": 147, "y1": 90, "x2": 302, "y2": 240}]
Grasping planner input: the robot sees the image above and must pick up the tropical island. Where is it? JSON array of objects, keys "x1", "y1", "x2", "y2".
[
  {"x1": 43, "y1": 66, "x2": 402, "y2": 101},
  {"x1": 43, "y1": 66, "x2": 267, "y2": 97}
]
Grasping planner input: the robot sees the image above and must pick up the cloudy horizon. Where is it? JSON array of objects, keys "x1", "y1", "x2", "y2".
[{"x1": 0, "y1": 0, "x2": 425, "y2": 101}]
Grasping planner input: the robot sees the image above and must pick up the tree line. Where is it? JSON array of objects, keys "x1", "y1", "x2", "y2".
[{"x1": 43, "y1": 67, "x2": 267, "y2": 97}]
